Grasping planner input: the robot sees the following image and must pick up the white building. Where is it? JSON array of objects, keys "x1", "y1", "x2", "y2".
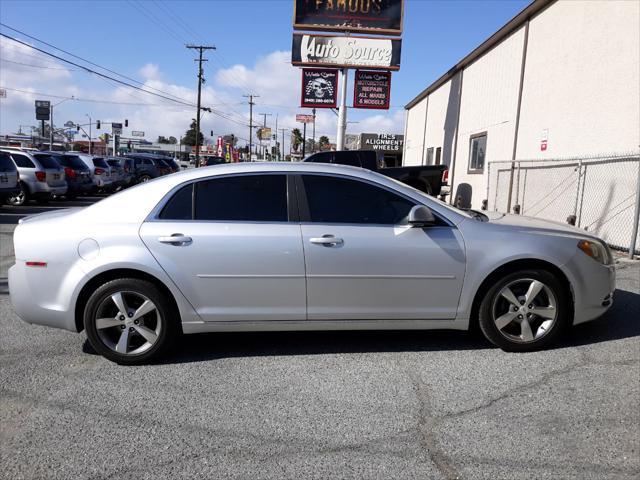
[{"x1": 402, "y1": 0, "x2": 640, "y2": 251}]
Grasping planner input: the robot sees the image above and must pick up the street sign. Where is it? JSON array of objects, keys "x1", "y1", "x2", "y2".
[
  {"x1": 131, "y1": 130, "x2": 145, "y2": 137},
  {"x1": 301, "y1": 68, "x2": 338, "y2": 108},
  {"x1": 296, "y1": 114, "x2": 315, "y2": 123},
  {"x1": 353, "y1": 70, "x2": 391, "y2": 109},
  {"x1": 111, "y1": 122, "x2": 123, "y2": 135},
  {"x1": 293, "y1": 0, "x2": 404, "y2": 36},
  {"x1": 35, "y1": 100, "x2": 50, "y2": 120},
  {"x1": 292, "y1": 34, "x2": 401, "y2": 70}
]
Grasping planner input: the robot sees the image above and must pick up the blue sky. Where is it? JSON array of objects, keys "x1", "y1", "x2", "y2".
[{"x1": 0, "y1": 0, "x2": 530, "y2": 147}]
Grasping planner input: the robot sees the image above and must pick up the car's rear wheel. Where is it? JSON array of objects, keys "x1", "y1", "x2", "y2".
[
  {"x1": 7, "y1": 182, "x2": 29, "y2": 206},
  {"x1": 138, "y1": 174, "x2": 151, "y2": 183},
  {"x1": 84, "y1": 278, "x2": 179, "y2": 364},
  {"x1": 478, "y1": 269, "x2": 570, "y2": 352}
]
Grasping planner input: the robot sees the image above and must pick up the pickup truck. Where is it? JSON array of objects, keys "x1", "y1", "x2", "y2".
[{"x1": 304, "y1": 150, "x2": 448, "y2": 197}]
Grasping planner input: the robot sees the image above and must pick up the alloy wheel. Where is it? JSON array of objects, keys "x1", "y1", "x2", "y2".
[
  {"x1": 8, "y1": 185, "x2": 25, "y2": 206},
  {"x1": 491, "y1": 278, "x2": 558, "y2": 343},
  {"x1": 94, "y1": 291, "x2": 162, "y2": 355}
]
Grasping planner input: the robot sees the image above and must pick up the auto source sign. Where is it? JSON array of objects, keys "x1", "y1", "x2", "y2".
[
  {"x1": 292, "y1": 34, "x2": 401, "y2": 70},
  {"x1": 301, "y1": 68, "x2": 338, "y2": 108},
  {"x1": 293, "y1": 0, "x2": 403, "y2": 35},
  {"x1": 353, "y1": 70, "x2": 391, "y2": 109}
]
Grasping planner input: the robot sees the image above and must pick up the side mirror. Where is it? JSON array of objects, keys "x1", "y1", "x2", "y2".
[{"x1": 407, "y1": 205, "x2": 436, "y2": 227}]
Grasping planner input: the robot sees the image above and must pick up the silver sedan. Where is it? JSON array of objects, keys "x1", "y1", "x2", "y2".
[{"x1": 8, "y1": 163, "x2": 615, "y2": 364}]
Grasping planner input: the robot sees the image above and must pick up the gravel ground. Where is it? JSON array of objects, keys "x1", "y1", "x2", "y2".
[{"x1": 0, "y1": 261, "x2": 638, "y2": 479}]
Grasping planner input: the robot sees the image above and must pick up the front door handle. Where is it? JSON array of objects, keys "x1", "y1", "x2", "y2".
[
  {"x1": 158, "y1": 234, "x2": 192, "y2": 246},
  {"x1": 310, "y1": 235, "x2": 344, "y2": 247}
]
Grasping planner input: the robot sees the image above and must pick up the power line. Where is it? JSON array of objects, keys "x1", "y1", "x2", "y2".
[
  {"x1": 0, "y1": 22, "x2": 191, "y2": 104},
  {"x1": 0, "y1": 58, "x2": 79, "y2": 71}
]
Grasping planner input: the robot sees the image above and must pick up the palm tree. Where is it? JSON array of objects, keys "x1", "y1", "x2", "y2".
[{"x1": 291, "y1": 128, "x2": 303, "y2": 153}]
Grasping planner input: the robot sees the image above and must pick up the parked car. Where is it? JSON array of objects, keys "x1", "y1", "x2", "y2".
[
  {"x1": 122, "y1": 155, "x2": 164, "y2": 184},
  {"x1": 72, "y1": 155, "x2": 114, "y2": 192},
  {"x1": 305, "y1": 150, "x2": 449, "y2": 197},
  {"x1": 104, "y1": 157, "x2": 129, "y2": 190},
  {"x1": 126, "y1": 153, "x2": 174, "y2": 176},
  {"x1": 0, "y1": 149, "x2": 67, "y2": 205},
  {"x1": 42, "y1": 152, "x2": 94, "y2": 199},
  {"x1": 162, "y1": 157, "x2": 180, "y2": 173},
  {"x1": 201, "y1": 156, "x2": 226, "y2": 167},
  {"x1": 8, "y1": 163, "x2": 615, "y2": 364},
  {"x1": 106, "y1": 157, "x2": 135, "y2": 188},
  {"x1": 0, "y1": 151, "x2": 20, "y2": 205}
]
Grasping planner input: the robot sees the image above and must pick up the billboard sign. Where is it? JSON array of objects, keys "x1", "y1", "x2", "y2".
[
  {"x1": 301, "y1": 68, "x2": 338, "y2": 108},
  {"x1": 296, "y1": 114, "x2": 315, "y2": 123},
  {"x1": 293, "y1": 0, "x2": 404, "y2": 35},
  {"x1": 257, "y1": 127, "x2": 272, "y2": 140},
  {"x1": 111, "y1": 122, "x2": 123, "y2": 135},
  {"x1": 361, "y1": 133, "x2": 403, "y2": 152},
  {"x1": 292, "y1": 34, "x2": 401, "y2": 70},
  {"x1": 35, "y1": 100, "x2": 50, "y2": 120},
  {"x1": 131, "y1": 130, "x2": 145, "y2": 137},
  {"x1": 353, "y1": 70, "x2": 391, "y2": 109}
]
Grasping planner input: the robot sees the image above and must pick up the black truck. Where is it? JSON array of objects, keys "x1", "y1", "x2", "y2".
[{"x1": 304, "y1": 150, "x2": 448, "y2": 198}]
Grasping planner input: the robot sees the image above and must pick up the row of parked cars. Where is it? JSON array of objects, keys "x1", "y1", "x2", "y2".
[{"x1": 0, "y1": 148, "x2": 181, "y2": 206}]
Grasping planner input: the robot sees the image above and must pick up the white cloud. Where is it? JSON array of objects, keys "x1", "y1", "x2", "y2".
[{"x1": 138, "y1": 63, "x2": 161, "y2": 81}]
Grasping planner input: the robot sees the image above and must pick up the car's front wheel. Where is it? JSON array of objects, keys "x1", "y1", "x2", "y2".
[
  {"x1": 478, "y1": 269, "x2": 570, "y2": 352},
  {"x1": 84, "y1": 278, "x2": 179, "y2": 364}
]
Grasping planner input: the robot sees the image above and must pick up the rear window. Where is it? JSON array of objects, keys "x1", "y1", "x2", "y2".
[
  {"x1": 33, "y1": 154, "x2": 61, "y2": 169},
  {"x1": 0, "y1": 152, "x2": 17, "y2": 172},
  {"x1": 154, "y1": 158, "x2": 171, "y2": 168},
  {"x1": 92, "y1": 157, "x2": 110, "y2": 168},
  {"x1": 107, "y1": 159, "x2": 121, "y2": 167},
  {"x1": 8, "y1": 153, "x2": 35, "y2": 168},
  {"x1": 59, "y1": 155, "x2": 89, "y2": 170}
]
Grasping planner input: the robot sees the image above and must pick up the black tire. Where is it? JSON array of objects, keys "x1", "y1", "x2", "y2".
[
  {"x1": 138, "y1": 174, "x2": 152, "y2": 183},
  {"x1": 84, "y1": 278, "x2": 180, "y2": 365},
  {"x1": 7, "y1": 182, "x2": 29, "y2": 206},
  {"x1": 478, "y1": 269, "x2": 570, "y2": 352}
]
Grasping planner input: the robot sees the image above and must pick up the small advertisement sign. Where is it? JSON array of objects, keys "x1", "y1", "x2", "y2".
[
  {"x1": 293, "y1": 0, "x2": 404, "y2": 35},
  {"x1": 131, "y1": 130, "x2": 145, "y2": 137},
  {"x1": 257, "y1": 127, "x2": 272, "y2": 141},
  {"x1": 35, "y1": 100, "x2": 50, "y2": 120},
  {"x1": 353, "y1": 70, "x2": 391, "y2": 109},
  {"x1": 301, "y1": 68, "x2": 338, "y2": 108},
  {"x1": 296, "y1": 114, "x2": 315, "y2": 123},
  {"x1": 111, "y1": 122, "x2": 123, "y2": 135},
  {"x1": 292, "y1": 34, "x2": 401, "y2": 70}
]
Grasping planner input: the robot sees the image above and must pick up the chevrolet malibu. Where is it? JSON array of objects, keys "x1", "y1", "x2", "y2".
[{"x1": 9, "y1": 163, "x2": 615, "y2": 364}]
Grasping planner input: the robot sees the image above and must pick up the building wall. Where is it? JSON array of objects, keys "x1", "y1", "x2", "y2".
[
  {"x1": 516, "y1": 0, "x2": 640, "y2": 158},
  {"x1": 422, "y1": 74, "x2": 461, "y2": 169},
  {"x1": 402, "y1": 96, "x2": 428, "y2": 166},
  {"x1": 452, "y1": 27, "x2": 525, "y2": 208}
]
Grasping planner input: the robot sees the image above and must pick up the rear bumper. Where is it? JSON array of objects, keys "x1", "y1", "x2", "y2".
[{"x1": 66, "y1": 182, "x2": 94, "y2": 194}]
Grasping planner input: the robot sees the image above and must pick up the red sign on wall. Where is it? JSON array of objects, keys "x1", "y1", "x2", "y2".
[{"x1": 353, "y1": 70, "x2": 391, "y2": 110}]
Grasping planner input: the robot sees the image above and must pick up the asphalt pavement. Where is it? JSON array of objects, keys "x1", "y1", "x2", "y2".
[{"x1": 0, "y1": 232, "x2": 638, "y2": 479}]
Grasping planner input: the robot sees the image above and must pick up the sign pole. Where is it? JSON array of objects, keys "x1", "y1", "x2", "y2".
[
  {"x1": 336, "y1": 68, "x2": 348, "y2": 151},
  {"x1": 302, "y1": 122, "x2": 307, "y2": 158},
  {"x1": 49, "y1": 104, "x2": 53, "y2": 150}
]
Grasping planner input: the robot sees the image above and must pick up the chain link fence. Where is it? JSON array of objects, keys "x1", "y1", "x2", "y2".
[{"x1": 487, "y1": 152, "x2": 640, "y2": 255}]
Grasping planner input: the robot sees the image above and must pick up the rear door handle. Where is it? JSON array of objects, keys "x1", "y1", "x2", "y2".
[
  {"x1": 158, "y1": 234, "x2": 192, "y2": 246},
  {"x1": 310, "y1": 235, "x2": 344, "y2": 246}
]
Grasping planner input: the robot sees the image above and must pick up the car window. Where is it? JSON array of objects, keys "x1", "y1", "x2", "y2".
[
  {"x1": 195, "y1": 175, "x2": 287, "y2": 222},
  {"x1": 334, "y1": 151, "x2": 362, "y2": 167},
  {"x1": 307, "y1": 152, "x2": 334, "y2": 163},
  {"x1": 60, "y1": 155, "x2": 89, "y2": 170},
  {"x1": 92, "y1": 158, "x2": 110, "y2": 168},
  {"x1": 302, "y1": 175, "x2": 415, "y2": 225},
  {"x1": 143, "y1": 159, "x2": 154, "y2": 165},
  {"x1": 0, "y1": 152, "x2": 17, "y2": 172},
  {"x1": 9, "y1": 153, "x2": 36, "y2": 169},
  {"x1": 107, "y1": 160, "x2": 120, "y2": 167},
  {"x1": 159, "y1": 184, "x2": 193, "y2": 220},
  {"x1": 33, "y1": 154, "x2": 61, "y2": 169}
]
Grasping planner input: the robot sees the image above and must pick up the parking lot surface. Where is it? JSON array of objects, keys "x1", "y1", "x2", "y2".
[{"x1": 0, "y1": 218, "x2": 638, "y2": 480}]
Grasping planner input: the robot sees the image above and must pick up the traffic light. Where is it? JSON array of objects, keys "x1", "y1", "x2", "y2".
[
  {"x1": 76, "y1": 125, "x2": 80, "y2": 132},
  {"x1": 211, "y1": 130, "x2": 214, "y2": 137},
  {"x1": 96, "y1": 120, "x2": 101, "y2": 129},
  {"x1": 124, "y1": 119, "x2": 128, "y2": 127}
]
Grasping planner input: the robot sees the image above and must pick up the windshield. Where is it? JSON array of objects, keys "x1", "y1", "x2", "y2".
[{"x1": 33, "y1": 154, "x2": 62, "y2": 169}]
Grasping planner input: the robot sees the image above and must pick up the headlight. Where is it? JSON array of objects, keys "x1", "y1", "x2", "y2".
[{"x1": 577, "y1": 239, "x2": 612, "y2": 265}]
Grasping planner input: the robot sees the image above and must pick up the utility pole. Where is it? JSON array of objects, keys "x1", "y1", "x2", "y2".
[
  {"x1": 312, "y1": 108, "x2": 316, "y2": 154},
  {"x1": 279, "y1": 128, "x2": 287, "y2": 161},
  {"x1": 258, "y1": 113, "x2": 272, "y2": 160},
  {"x1": 86, "y1": 114, "x2": 92, "y2": 154},
  {"x1": 336, "y1": 68, "x2": 348, "y2": 151},
  {"x1": 243, "y1": 93, "x2": 258, "y2": 161},
  {"x1": 187, "y1": 44, "x2": 216, "y2": 167}
]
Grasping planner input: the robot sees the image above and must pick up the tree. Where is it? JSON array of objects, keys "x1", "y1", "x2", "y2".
[
  {"x1": 291, "y1": 128, "x2": 303, "y2": 153},
  {"x1": 157, "y1": 136, "x2": 170, "y2": 144},
  {"x1": 168, "y1": 136, "x2": 177, "y2": 144},
  {"x1": 182, "y1": 119, "x2": 204, "y2": 146},
  {"x1": 318, "y1": 135, "x2": 330, "y2": 149}
]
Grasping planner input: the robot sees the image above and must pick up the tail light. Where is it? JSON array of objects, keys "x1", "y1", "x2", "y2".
[
  {"x1": 64, "y1": 167, "x2": 76, "y2": 179},
  {"x1": 95, "y1": 167, "x2": 105, "y2": 175},
  {"x1": 35, "y1": 171, "x2": 46, "y2": 182},
  {"x1": 442, "y1": 169, "x2": 449, "y2": 184}
]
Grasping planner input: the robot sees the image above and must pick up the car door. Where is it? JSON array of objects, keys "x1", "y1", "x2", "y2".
[
  {"x1": 139, "y1": 173, "x2": 306, "y2": 322},
  {"x1": 298, "y1": 173, "x2": 466, "y2": 320}
]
